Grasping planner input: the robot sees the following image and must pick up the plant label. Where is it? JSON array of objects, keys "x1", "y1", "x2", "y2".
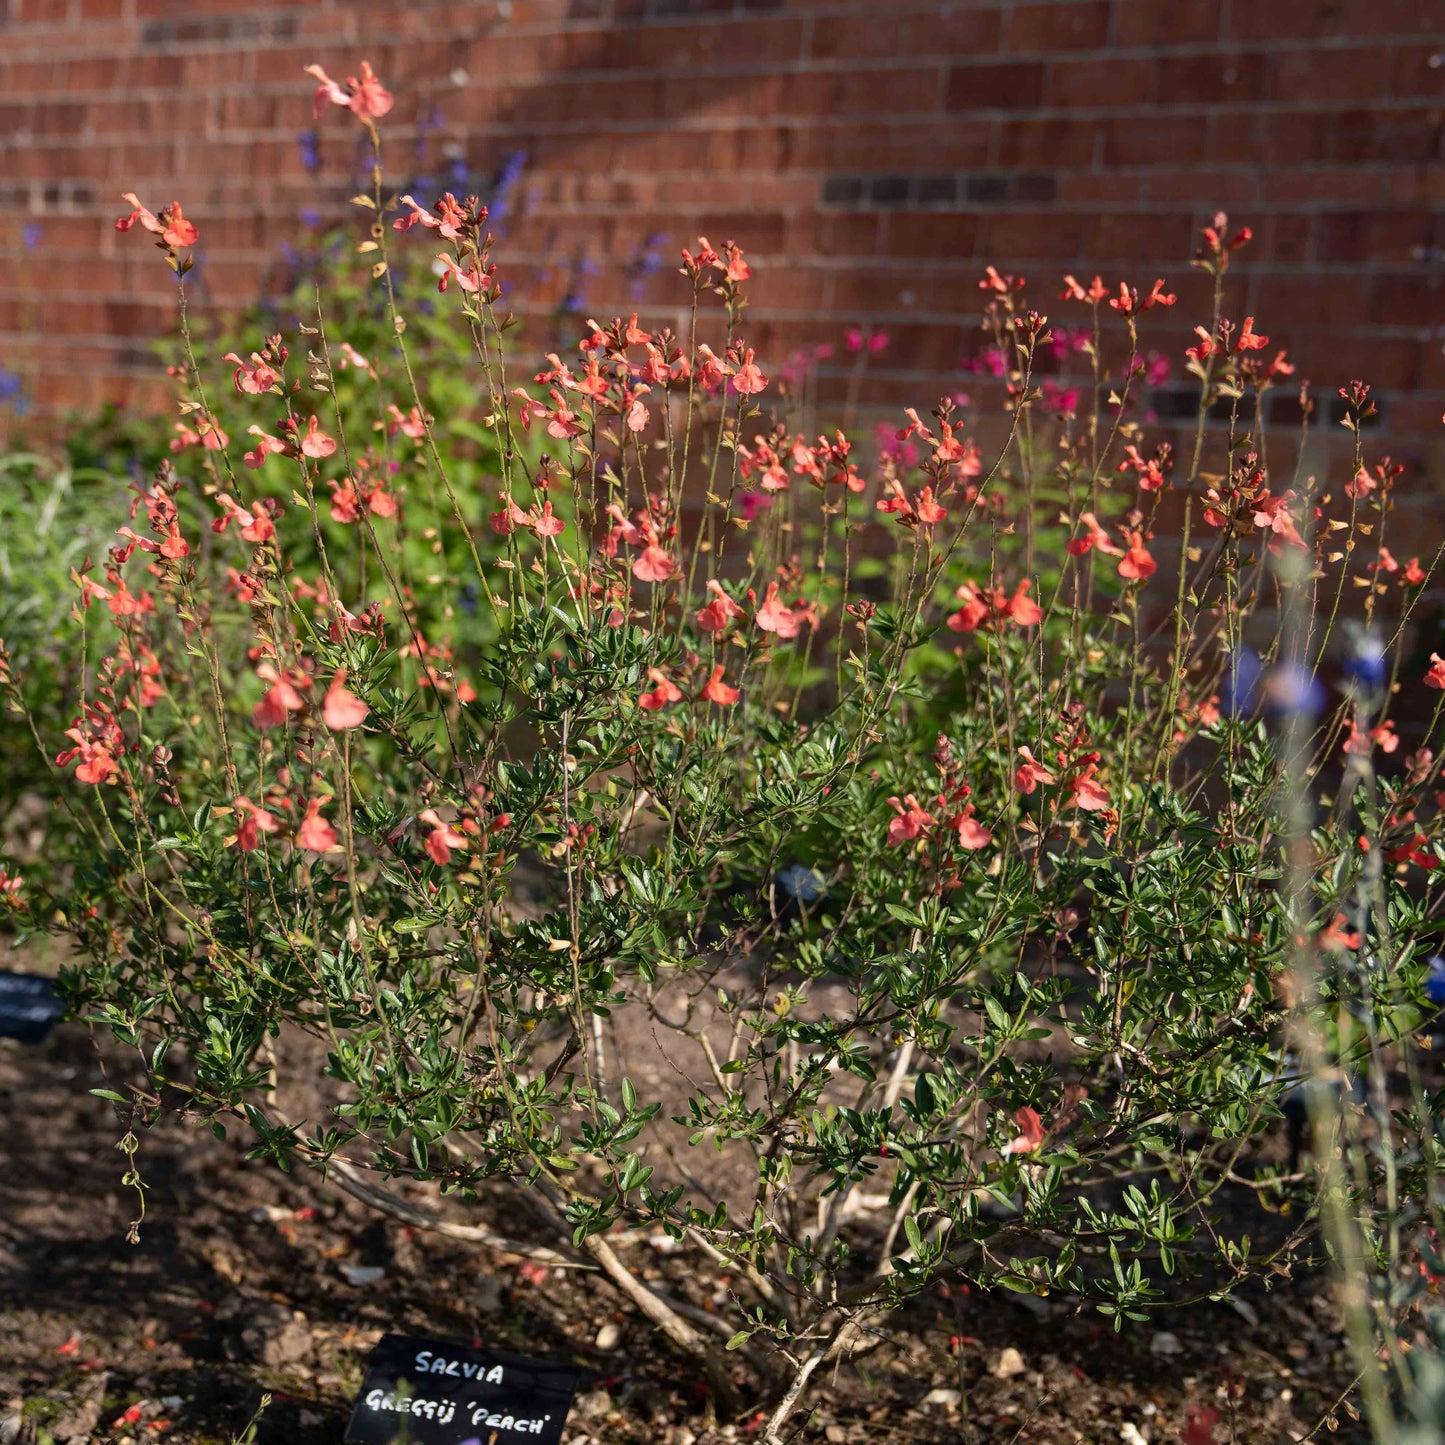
[
  {"x1": 345, "y1": 1333, "x2": 581, "y2": 1445},
  {"x1": 0, "y1": 971, "x2": 64, "y2": 1044}
]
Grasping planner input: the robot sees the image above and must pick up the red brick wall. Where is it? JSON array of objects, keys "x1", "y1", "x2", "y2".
[{"x1": 1, "y1": 0, "x2": 1442, "y2": 462}]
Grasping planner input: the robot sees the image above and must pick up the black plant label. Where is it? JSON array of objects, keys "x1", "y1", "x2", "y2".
[{"x1": 345, "y1": 1334, "x2": 580, "y2": 1445}]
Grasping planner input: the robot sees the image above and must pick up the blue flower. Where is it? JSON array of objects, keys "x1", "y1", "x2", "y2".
[
  {"x1": 1221, "y1": 645, "x2": 1262, "y2": 717},
  {"x1": 1426, "y1": 956, "x2": 1445, "y2": 1007},
  {"x1": 1262, "y1": 661, "x2": 1325, "y2": 720},
  {"x1": 1342, "y1": 627, "x2": 1388, "y2": 693},
  {"x1": 776, "y1": 865, "x2": 827, "y2": 904},
  {"x1": 488, "y1": 149, "x2": 527, "y2": 230}
]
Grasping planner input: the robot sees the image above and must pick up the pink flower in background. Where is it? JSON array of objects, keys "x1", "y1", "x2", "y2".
[{"x1": 304, "y1": 60, "x2": 393, "y2": 121}]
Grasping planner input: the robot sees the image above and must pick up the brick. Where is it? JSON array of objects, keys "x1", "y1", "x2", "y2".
[
  {"x1": 1334, "y1": 107, "x2": 1443, "y2": 165},
  {"x1": 945, "y1": 61, "x2": 1046, "y2": 112},
  {"x1": 1156, "y1": 51, "x2": 1270, "y2": 106},
  {"x1": 889, "y1": 121, "x2": 992, "y2": 170},
  {"x1": 1272, "y1": 45, "x2": 1395, "y2": 104},
  {"x1": 1143, "y1": 169, "x2": 1263, "y2": 209},
  {"x1": 740, "y1": 266, "x2": 829, "y2": 313},
  {"x1": 977, "y1": 208, "x2": 1093, "y2": 259},
  {"x1": 1110, "y1": 0, "x2": 1221, "y2": 46},
  {"x1": 810, "y1": 15, "x2": 905, "y2": 63},
  {"x1": 1245, "y1": 213, "x2": 1314, "y2": 265},
  {"x1": 1047, "y1": 56, "x2": 1153, "y2": 108},
  {"x1": 1102, "y1": 113, "x2": 1209, "y2": 166},
  {"x1": 1338, "y1": 0, "x2": 1445, "y2": 31},
  {"x1": 600, "y1": 17, "x2": 808, "y2": 71},
  {"x1": 1384, "y1": 162, "x2": 1445, "y2": 207},
  {"x1": 1316, "y1": 209, "x2": 1436, "y2": 262},
  {"x1": 1263, "y1": 165, "x2": 1385, "y2": 210},
  {"x1": 993, "y1": 115, "x2": 1098, "y2": 167},
  {"x1": 1056, "y1": 171, "x2": 1143, "y2": 205},
  {"x1": 1089, "y1": 210, "x2": 1195, "y2": 260},
  {"x1": 842, "y1": 66, "x2": 947, "y2": 116},
  {"x1": 0, "y1": 0, "x2": 1438, "y2": 451},
  {"x1": 1228, "y1": 0, "x2": 1350, "y2": 41},
  {"x1": 903, "y1": 7, "x2": 1004, "y2": 56},
  {"x1": 1373, "y1": 273, "x2": 1445, "y2": 325},
  {"x1": 1007, "y1": 2, "x2": 1111, "y2": 53},
  {"x1": 879, "y1": 210, "x2": 978, "y2": 258},
  {"x1": 1305, "y1": 334, "x2": 1423, "y2": 389},
  {"x1": 1255, "y1": 272, "x2": 1375, "y2": 327},
  {"x1": 1392, "y1": 44, "x2": 1445, "y2": 101},
  {"x1": 1210, "y1": 109, "x2": 1333, "y2": 166}
]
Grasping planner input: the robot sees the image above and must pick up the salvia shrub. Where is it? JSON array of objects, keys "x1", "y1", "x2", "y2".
[{"x1": 10, "y1": 60, "x2": 1445, "y2": 1437}]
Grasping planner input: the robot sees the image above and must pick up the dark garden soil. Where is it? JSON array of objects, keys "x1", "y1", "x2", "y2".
[{"x1": 0, "y1": 1022, "x2": 1365, "y2": 1445}]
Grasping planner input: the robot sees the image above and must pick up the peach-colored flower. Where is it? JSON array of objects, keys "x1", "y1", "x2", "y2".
[{"x1": 321, "y1": 671, "x2": 368, "y2": 730}]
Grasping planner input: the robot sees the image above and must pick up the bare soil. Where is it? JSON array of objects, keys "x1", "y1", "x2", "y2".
[{"x1": 0, "y1": 1023, "x2": 1364, "y2": 1445}]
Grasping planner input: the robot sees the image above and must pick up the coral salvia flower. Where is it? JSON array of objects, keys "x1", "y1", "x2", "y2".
[
  {"x1": 1002, "y1": 1105, "x2": 1045, "y2": 1155},
  {"x1": 437, "y1": 255, "x2": 491, "y2": 294},
  {"x1": 1116, "y1": 532, "x2": 1157, "y2": 581},
  {"x1": 633, "y1": 544, "x2": 677, "y2": 583},
  {"x1": 946, "y1": 581, "x2": 990, "y2": 633},
  {"x1": 638, "y1": 669, "x2": 683, "y2": 711},
  {"x1": 115, "y1": 193, "x2": 198, "y2": 247},
  {"x1": 253, "y1": 663, "x2": 306, "y2": 729},
  {"x1": 1234, "y1": 316, "x2": 1268, "y2": 352},
  {"x1": 296, "y1": 798, "x2": 339, "y2": 853},
  {"x1": 532, "y1": 501, "x2": 565, "y2": 538},
  {"x1": 1185, "y1": 327, "x2": 1217, "y2": 362},
  {"x1": 732, "y1": 349, "x2": 768, "y2": 395},
  {"x1": 300, "y1": 416, "x2": 337, "y2": 459},
  {"x1": 1067, "y1": 511, "x2": 1123, "y2": 558},
  {"x1": 225, "y1": 351, "x2": 279, "y2": 395},
  {"x1": 243, "y1": 426, "x2": 288, "y2": 469},
  {"x1": 1388, "y1": 833, "x2": 1438, "y2": 870},
  {"x1": 700, "y1": 665, "x2": 740, "y2": 706},
  {"x1": 56, "y1": 706, "x2": 124, "y2": 785},
  {"x1": 387, "y1": 403, "x2": 427, "y2": 438},
  {"x1": 946, "y1": 579, "x2": 1042, "y2": 634},
  {"x1": 754, "y1": 582, "x2": 813, "y2": 639},
  {"x1": 1014, "y1": 746, "x2": 1056, "y2": 794},
  {"x1": 321, "y1": 671, "x2": 369, "y2": 730},
  {"x1": 1005, "y1": 580, "x2": 1043, "y2": 627},
  {"x1": 1068, "y1": 763, "x2": 1111, "y2": 812},
  {"x1": 696, "y1": 580, "x2": 746, "y2": 634},
  {"x1": 1319, "y1": 914, "x2": 1361, "y2": 952},
  {"x1": 232, "y1": 796, "x2": 281, "y2": 852},
  {"x1": 886, "y1": 794, "x2": 934, "y2": 848},
  {"x1": 952, "y1": 803, "x2": 992, "y2": 850},
  {"x1": 419, "y1": 809, "x2": 469, "y2": 866},
  {"x1": 303, "y1": 60, "x2": 394, "y2": 121},
  {"x1": 1061, "y1": 274, "x2": 1109, "y2": 303}
]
